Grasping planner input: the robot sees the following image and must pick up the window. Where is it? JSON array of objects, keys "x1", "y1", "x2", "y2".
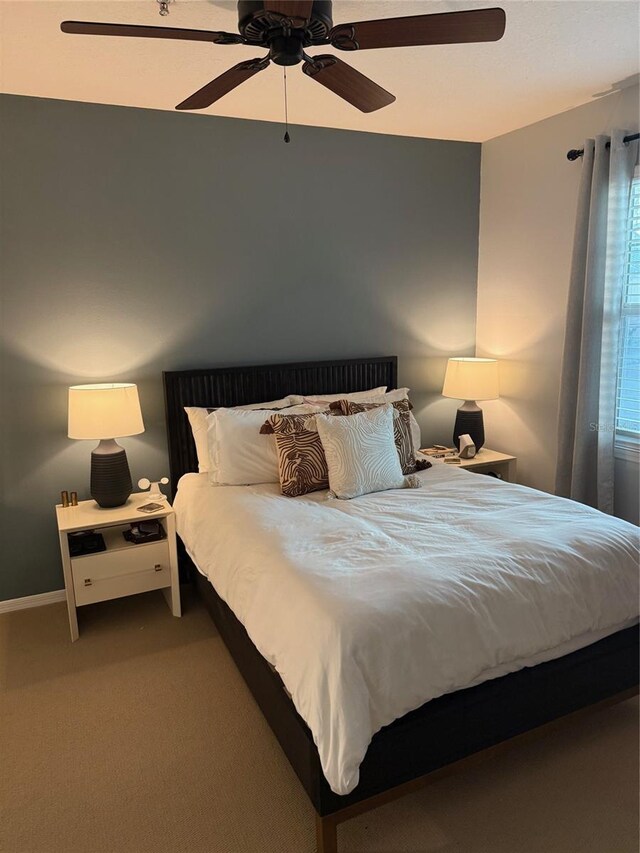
[{"x1": 615, "y1": 167, "x2": 640, "y2": 441}]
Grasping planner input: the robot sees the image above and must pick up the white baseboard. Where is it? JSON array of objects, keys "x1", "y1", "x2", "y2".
[{"x1": 0, "y1": 589, "x2": 66, "y2": 614}]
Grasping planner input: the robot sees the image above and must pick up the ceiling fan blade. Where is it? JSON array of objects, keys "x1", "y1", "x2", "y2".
[
  {"x1": 302, "y1": 55, "x2": 395, "y2": 113},
  {"x1": 60, "y1": 21, "x2": 243, "y2": 45},
  {"x1": 330, "y1": 8, "x2": 506, "y2": 51},
  {"x1": 263, "y1": 1, "x2": 314, "y2": 24},
  {"x1": 175, "y1": 57, "x2": 270, "y2": 110}
]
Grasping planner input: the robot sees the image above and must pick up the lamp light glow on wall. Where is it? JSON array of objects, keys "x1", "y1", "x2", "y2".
[
  {"x1": 68, "y1": 383, "x2": 144, "y2": 507},
  {"x1": 442, "y1": 358, "x2": 499, "y2": 451}
]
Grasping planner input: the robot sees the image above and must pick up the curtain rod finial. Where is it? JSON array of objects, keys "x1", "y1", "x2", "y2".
[{"x1": 567, "y1": 149, "x2": 583, "y2": 162}]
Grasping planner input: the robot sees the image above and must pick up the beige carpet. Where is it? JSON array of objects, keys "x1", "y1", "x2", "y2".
[{"x1": 1, "y1": 589, "x2": 637, "y2": 853}]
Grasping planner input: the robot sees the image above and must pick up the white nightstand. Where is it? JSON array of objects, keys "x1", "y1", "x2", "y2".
[
  {"x1": 56, "y1": 493, "x2": 181, "y2": 641},
  {"x1": 455, "y1": 448, "x2": 517, "y2": 482}
]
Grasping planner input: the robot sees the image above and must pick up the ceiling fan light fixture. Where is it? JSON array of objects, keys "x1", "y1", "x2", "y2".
[{"x1": 269, "y1": 34, "x2": 305, "y2": 66}]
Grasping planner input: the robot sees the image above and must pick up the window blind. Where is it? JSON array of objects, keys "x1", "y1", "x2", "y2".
[{"x1": 616, "y1": 167, "x2": 640, "y2": 436}]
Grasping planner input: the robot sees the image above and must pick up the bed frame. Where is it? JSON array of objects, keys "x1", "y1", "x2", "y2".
[{"x1": 163, "y1": 356, "x2": 639, "y2": 853}]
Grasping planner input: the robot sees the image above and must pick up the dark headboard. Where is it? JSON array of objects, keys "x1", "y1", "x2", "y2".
[{"x1": 163, "y1": 355, "x2": 397, "y2": 496}]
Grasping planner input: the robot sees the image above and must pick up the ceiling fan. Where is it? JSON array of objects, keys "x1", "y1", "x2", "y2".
[{"x1": 61, "y1": 1, "x2": 506, "y2": 114}]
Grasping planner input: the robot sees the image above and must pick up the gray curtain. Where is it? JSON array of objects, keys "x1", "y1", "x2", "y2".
[{"x1": 556, "y1": 131, "x2": 638, "y2": 511}]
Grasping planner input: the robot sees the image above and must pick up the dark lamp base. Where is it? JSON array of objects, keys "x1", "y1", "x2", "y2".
[
  {"x1": 90, "y1": 444, "x2": 132, "y2": 508},
  {"x1": 453, "y1": 407, "x2": 485, "y2": 452}
]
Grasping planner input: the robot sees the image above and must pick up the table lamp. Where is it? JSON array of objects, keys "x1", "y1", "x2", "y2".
[
  {"x1": 68, "y1": 383, "x2": 144, "y2": 508},
  {"x1": 442, "y1": 358, "x2": 499, "y2": 451}
]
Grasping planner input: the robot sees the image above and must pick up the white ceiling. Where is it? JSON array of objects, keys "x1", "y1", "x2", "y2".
[{"x1": 1, "y1": 0, "x2": 639, "y2": 142}]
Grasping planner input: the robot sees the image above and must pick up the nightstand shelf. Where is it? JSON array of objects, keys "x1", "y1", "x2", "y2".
[
  {"x1": 56, "y1": 493, "x2": 181, "y2": 641},
  {"x1": 70, "y1": 523, "x2": 166, "y2": 555}
]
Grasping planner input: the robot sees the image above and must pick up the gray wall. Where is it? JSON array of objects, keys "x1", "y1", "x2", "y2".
[
  {"x1": 476, "y1": 85, "x2": 639, "y2": 522},
  {"x1": 0, "y1": 94, "x2": 481, "y2": 600}
]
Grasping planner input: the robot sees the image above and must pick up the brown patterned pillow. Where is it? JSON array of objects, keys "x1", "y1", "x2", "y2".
[
  {"x1": 260, "y1": 411, "x2": 333, "y2": 497},
  {"x1": 329, "y1": 398, "x2": 417, "y2": 474}
]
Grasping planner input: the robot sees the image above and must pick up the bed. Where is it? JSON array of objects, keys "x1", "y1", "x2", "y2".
[{"x1": 163, "y1": 356, "x2": 639, "y2": 853}]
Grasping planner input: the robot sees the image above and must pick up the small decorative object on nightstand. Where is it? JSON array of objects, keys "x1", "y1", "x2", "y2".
[
  {"x1": 68, "y1": 383, "x2": 144, "y2": 508},
  {"x1": 457, "y1": 433, "x2": 476, "y2": 459},
  {"x1": 56, "y1": 493, "x2": 181, "y2": 641},
  {"x1": 442, "y1": 357, "x2": 499, "y2": 451},
  {"x1": 138, "y1": 476, "x2": 169, "y2": 501}
]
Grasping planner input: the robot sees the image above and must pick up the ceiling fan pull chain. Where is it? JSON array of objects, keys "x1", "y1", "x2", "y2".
[
  {"x1": 156, "y1": 0, "x2": 171, "y2": 17},
  {"x1": 283, "y1": 67, "x2": 290, "y2": 143}
]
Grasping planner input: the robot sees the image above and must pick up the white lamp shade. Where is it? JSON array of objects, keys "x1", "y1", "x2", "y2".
[
  {"x1": 68, "y1": 383, "x2": 144, "y2": 440},
  {"x1": 442, "y1": 358, "x2": 500, "y2": 401}
]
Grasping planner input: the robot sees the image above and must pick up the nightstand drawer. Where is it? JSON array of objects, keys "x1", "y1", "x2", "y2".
[{"x1": 72, "y1": 542, "x2": 170, "y2": 606}]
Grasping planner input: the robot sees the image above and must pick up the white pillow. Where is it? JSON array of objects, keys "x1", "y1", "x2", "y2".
[
  {"x1": 408, "y1": 414, "x2": 421, "y2": 456},
  {"x1": 185, "y1": 396, "x2": 296, "y2": 473},
  {"x1": 369, "y1": 387, "x2": 410, "y2": 403},
  {"x1": 315, "y1": 405, "x2": 405, "y2": 500},
  {"x1": 207, "y1": 403, "x2": 325, "y2": 486},
  {"x1": 299, "y1": 386, "x2": 388, "y2": 405}
]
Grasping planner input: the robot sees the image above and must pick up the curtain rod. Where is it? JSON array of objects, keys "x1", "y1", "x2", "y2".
[{"x1": 566, "y1": 132, "x2": 640, "y2": 161}]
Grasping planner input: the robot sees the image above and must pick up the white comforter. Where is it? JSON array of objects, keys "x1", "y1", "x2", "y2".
[{"x1": 174, "y1": 464, "x2": 639, "y2": 796}]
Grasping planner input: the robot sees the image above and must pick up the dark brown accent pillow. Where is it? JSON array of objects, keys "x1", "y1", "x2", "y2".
[
  {"x1": 329, "y1": 398, "x2": 417, "y2": 474},
  {"x1": 261, "y1": 411, "x2": 333, "y2": 497}
]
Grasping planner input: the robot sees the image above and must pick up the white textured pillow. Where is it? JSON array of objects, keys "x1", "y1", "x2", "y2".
[
  {"x1": 358, "y1": 388, "x2": 421, "y2": 454},
  {"x1": 315, "y1": 405, "x2": 405, "y2": 500},
  {"x1": 300, "y1": 386, "x2": 388, "y2": 405},
  {"x1": 185, "y1": 396, "x2": 296, "y2": 473},
  {"x1": 207, "y1": 403, "x2": 325, "y2": 485}
]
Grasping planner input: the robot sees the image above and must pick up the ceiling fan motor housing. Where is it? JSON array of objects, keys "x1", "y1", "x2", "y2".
[{"x1": 238, "y1": 0, "x2": 333, "y2": 65}]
